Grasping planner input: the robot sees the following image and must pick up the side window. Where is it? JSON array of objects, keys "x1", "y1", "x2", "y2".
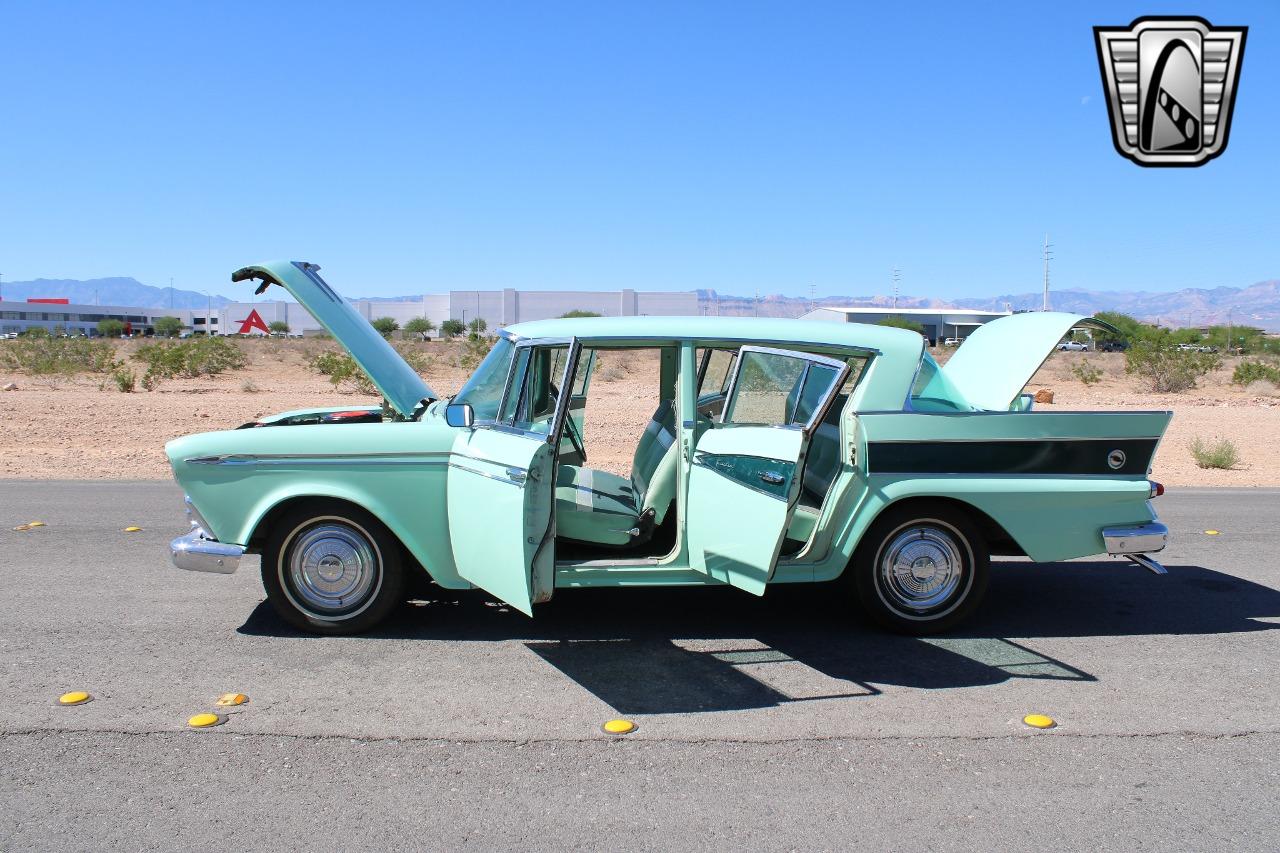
[
  {"x1": 698, "y1": 349, "x2": 738, "y2": 395},
  {"x1": 723, "y1": 350, "x2": 845, "y2": 428},
  {"x1": 499, "y1": 344, "x2": 573, "y2": 433}
]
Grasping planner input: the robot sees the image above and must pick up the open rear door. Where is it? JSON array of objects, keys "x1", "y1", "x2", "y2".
[
  {"x1": 687, "y1": 347, "x2": 851, "y2": 595},
  {"x1": 447, "y1": 339, "x2": 581, "y2": 615}
]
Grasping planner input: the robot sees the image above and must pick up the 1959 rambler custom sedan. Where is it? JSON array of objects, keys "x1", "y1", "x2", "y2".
[{"x1": 169, "y1": 261, "x2": 1171, "y2": 635}]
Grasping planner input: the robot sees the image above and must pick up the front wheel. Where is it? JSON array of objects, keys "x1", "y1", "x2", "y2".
[
  {"x1": 849, "y1": 503, "x2": 989, "y2": 635},
  {"x1": 261, "y1": 505, "x2": 404, "y2": 635}
]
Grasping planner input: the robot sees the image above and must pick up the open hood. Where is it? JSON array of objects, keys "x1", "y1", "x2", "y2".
[
  {"x1": 942, "y1": 312, "x2": 1116, "y2": 411},
  {"x1": 231, "y1": 261, "x2": 436, "y2": 418}
]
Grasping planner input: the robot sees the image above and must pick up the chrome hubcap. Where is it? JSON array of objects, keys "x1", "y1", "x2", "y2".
[
  {"x1": 286, "y1": 522, "x2": 379, "y2": 617},
  {"x1": 878, "y1": 524, "x2": 965, "y2": 614}
]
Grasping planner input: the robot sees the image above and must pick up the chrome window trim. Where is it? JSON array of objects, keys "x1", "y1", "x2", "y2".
[{"x1": 720, "y1": 345, "x2": 852, "y2": 436}]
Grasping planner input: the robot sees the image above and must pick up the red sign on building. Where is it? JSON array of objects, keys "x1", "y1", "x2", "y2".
[
  {"x1": 27, "y1": 298, "x2": 70, "y2": 304},
  {"x1": 235, "y1": 309, "x2": 271, "y2": 335}
]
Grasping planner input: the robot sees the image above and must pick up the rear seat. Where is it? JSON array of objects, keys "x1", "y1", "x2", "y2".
[{"x1": 555, "y1": 402, "x2": 705, "y2": 546}]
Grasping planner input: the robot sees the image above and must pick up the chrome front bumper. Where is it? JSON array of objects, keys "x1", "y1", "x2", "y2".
[
  {"x1": 1102, "y1": 522, "x2": 1168, "y2": 555},
  {"x1": 171, "y1": 527, "x2": 244, "y2": 574}
]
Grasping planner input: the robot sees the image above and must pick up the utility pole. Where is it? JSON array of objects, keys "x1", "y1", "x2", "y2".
[
  {"x1": 892, "y1": 267, "x2": 901, "y2": 310},
  {"x1": 808, "y1": 282, "x2": 816, "y2": 315},
  {"x1": 1042, "y1": 233, "x2": 1053, "y2": 312},
  {"x1": 754, "y1": 288, "x2": 760, "y2": 318}
]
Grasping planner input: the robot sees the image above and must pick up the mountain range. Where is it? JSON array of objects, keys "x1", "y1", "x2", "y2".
[
  {"x1": 4, "y1": 276, "x2": 1279, "y2": 331},
  {"x1": 0, "y1": 278, "x2": 232, "y2": 309}
]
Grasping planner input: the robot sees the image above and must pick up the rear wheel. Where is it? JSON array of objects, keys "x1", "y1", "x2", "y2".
[
  {"x1": 849, "y1": 502, "x2": 989, "y2": 635},
  {"x1": 261, "y1": 504, "x2": 404, "y2": 635}
]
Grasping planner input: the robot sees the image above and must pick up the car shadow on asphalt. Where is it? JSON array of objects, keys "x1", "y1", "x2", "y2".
[{"x1": 238, "y1": 561, "x2": 1278, "y2": 715}]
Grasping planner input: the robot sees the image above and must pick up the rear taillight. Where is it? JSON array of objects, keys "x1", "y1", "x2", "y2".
[{"x1": 1148, "y1": 480, "x2": 1164, "y2": 498}]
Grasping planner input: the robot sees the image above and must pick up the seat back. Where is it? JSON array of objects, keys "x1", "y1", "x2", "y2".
[{"x1": 630, "y1": 401, "x2": 707, "y2": 524}]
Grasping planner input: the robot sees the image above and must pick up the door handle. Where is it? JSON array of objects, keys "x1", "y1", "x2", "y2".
[{"x1": 759, "y1": 471, "x2": 785, "y2": 485}]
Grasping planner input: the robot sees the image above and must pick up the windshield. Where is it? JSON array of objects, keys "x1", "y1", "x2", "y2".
[{"x1": 453, "y1": 337, "x2": 516, "y2": 420}]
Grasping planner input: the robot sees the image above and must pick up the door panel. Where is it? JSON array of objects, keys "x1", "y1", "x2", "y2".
[
  {"x1": 446, "y1": 339, "x2": 580, "y2": 615},
  {"x1": 447, "y1": 430, "x2": 555, "y2": 615},
  {"x1": 687, "y1": 347, "x2": 851, "y2": 594},
  {"x1": 688, "y1": 427, "x2": 805, "y2": 595}
]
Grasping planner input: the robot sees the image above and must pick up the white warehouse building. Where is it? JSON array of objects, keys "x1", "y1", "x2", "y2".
[
  {"x1": 1, "y1": 288, "x2": 698, "y2": 337},
  {"x1": 799, "y1": 306, "x2": 1012, "y2": 345}
]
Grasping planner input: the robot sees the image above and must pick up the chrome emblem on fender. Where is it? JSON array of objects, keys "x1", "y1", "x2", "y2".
[
  {"x1": 1108, "y1": 450, "x2": 1127, "y2": 470},
  {"x1": 1094, "y1": 17, "x2": 1247, "y2": 167}
]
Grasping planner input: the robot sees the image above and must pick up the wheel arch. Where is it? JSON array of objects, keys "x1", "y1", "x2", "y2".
[
  {"x1": 847, "y1": 494, "x2": 1026, "y2": 566},
  {"x1": 246, "y1": 494, "x2": 433, "y2": 580}
]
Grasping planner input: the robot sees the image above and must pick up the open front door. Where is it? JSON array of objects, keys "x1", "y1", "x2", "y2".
[
  {"x1": 447, "y1": 339, "x2": 581, "y2": 615},
  {"x1": 687, "y1": 347, "x2": 850, "y2": 595}
]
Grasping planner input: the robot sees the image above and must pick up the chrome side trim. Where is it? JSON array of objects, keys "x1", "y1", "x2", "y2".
[
  {"x1": 447, "y1": 460, "x2": 528, "y2": 487},
  {"x1": 184, "y1": 452, "x2": 451, "y2": 467},
  {"x1": 171, "y1": 527, "x2": 244, "y2": 574},
  {"x1": 1102, "y1": 522, "x2": 1168, "y2": 554}
]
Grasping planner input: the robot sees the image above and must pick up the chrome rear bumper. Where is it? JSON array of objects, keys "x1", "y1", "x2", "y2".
[
  {"x1": 1102, "y1": 522, "x2": 1168, "y2": 555},
  {"x1": 171, "y1": 527, "x2": 244, "y2": 574}
]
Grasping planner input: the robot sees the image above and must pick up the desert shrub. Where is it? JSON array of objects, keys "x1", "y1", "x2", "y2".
[
  {"x1": 134, "y1": 337, "x2": 248, "y2": 389},
  {"x1": 112, "y1": 367, "x2": 137, "y2": 392},
  {"x1": 153, "y1": 316, "x2": 184, "y2": 337},
  {"x1": 1190, "y1": 436, "x2": 1241, "y2": 470},
  {"x1": 393, "y1": 343, "x2": 434, "y2": 374},
  {"x1": 1231, "y1": 360, "x2": 1280, "y2": 387},
  {"x1": 371, "y1": 317, "x2": 399, "y2": 338},
  {"x1": 1070, "y1": 360, "x2": 1103, "y2": 385},
  {"x1": 560, "y1": 309, "x2": 602, "y2": 319},
  {"x1": 458, "y1": 336, "x2": 494, "y2": 370},
  {"x1": 97, "y1": 319, "x2": 126, "y2": 338},
  {"x1": 598, "y1": 364, "x2": 627, "y2": 382},
  {"x1": 1124, "y1": 342, "x2": 1220, "y2": 392},
  {"x1": 404, "y1": 317, "x2": 436, "y2": 340},
  {"x1": 0, "y1": 336, "x2": 119, "y2": 376},
  {"x1": 440, "y1": 319, "x2": 465, "y2": 338},
  {"x1": 268, "y1": 321, "x2": 290, "y2": 335},
  {"x1": 310, "y1": 350, "x2": 378, "y2": 395},
  {"x1": 467, "y1": 317, "x2": 488, "y2": 337},
  {"x1": 240, "y1": 379, "x2": 260, "y2": 393},
  {"x1": 877, "y1": 315, "x2": 926, "y2": 335}
]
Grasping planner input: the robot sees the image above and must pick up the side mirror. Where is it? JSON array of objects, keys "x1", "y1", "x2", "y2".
[{"x1": 445, "y1": 402, "x2": 475, "y2": 428}]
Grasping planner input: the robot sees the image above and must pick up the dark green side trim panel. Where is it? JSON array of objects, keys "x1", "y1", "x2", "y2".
[{"x1": 866, "y1": 438, "x2": 1159, "y2": 476}]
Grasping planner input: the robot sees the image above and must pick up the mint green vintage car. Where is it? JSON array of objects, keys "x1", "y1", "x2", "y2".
[{"x1": 168, "y1": 261, "x2": 1170, "y2": 635}]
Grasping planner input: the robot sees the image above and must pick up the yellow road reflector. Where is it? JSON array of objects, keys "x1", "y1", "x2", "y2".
[
  {"x1": 1023, "y1": 713, "x2": 1056, "y2": 729},
  {"x1": 602, "y1": 718, "x2": 637, "y2": 735},
  {"x1": 1204, "y1": 529, "x2": 1220, "y2": 535},
  {"x1": 188, "y1": 712, "x2": 225, "y2": 729},
  {"x1": 58, "y1": 691, "x2": 92, "y2": 706},
  {"x1": 27, "y1": 521, "x2": 46, "y2": 528},
  {"x1": 215, "y1": 693, "x2": 248, "y2": 707},
  {"x1": 123, "y1": 526, "x2": 142, "y2": 533}
]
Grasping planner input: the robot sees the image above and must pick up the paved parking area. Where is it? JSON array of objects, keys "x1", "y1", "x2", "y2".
[{"x1": 1, "y1": 482, "x2": 1277, "y2": 850}]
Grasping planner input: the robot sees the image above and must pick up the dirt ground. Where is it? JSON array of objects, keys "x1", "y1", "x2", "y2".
[{"x1": 1, "y1": 340, "x2": 1276, "y2": 486}]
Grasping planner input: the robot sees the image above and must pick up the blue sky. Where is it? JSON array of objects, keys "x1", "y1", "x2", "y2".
[{"x1": 1, "y1": 2, "x2": 1275, "y2": 300}]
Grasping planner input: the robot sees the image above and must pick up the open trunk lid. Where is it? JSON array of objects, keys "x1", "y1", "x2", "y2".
[
  {"x1": 942, "y1": 311, "x2": 1115, "y2": 411},
  {"x1": 230, "y1": 261, "x2": 436, "y2": 419}
]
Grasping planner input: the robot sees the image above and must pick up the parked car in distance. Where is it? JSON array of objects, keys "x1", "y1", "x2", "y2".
[
  {"x1": 1176, "y1": 343, "x2": 1218, "y2": 353},
  {"x1": 942, "y1": 337, "x2": 962, "y2": 347},
  {"x1": 1057, "y1": 341, "x2": 1088, "y2": 351},
  {"x1": 1098, "y1": 340, "x2": 1128, "y2": 352},
  {"x1": 168, "y1": 260, "x2": 1172, "y2": 637}
]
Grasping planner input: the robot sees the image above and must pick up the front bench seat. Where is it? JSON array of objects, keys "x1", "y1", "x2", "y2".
[{"x1": 555, "y1": 402, "x2": 705, "y2": 546}]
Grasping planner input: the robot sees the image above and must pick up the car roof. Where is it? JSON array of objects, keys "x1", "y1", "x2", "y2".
[{"x1": 504, "y1": 315, "x2": 924, "y2": 358}]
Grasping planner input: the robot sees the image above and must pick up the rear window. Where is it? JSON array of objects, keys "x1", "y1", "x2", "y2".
[{"x1": 909, "y1": 354, "x2": 972, "y2": 412}]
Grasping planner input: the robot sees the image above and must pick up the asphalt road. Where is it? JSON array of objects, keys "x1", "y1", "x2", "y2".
[{"x1": 1, "y1": 482, "x2": 1277, "y2": 851}]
